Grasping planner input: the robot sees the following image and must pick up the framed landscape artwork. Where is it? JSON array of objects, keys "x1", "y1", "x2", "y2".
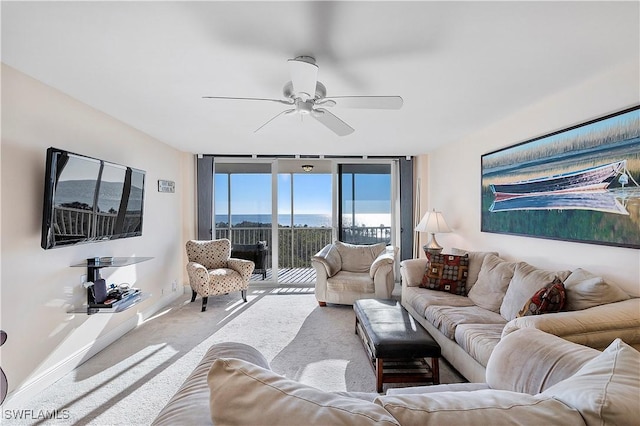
[{"x1": 481, "y1": 105, "x2": 640, "y2": 248}]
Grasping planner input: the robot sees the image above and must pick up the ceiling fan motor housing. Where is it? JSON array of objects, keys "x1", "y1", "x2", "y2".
[
  {"x1": 295, "y1": 98, "x2": 314, "y2": 115},
  {"x1": 283, "y1": 81, "x2": 327, "y2": 101}
]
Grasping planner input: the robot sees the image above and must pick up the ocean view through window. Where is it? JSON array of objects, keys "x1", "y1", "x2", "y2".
[{"x1": 213, "y1": 159, "x2": 394, "y2": 282}]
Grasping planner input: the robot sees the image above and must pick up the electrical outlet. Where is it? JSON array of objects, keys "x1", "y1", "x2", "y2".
[
  {"x1": 161, "y1": 288, "x2": 165, "y2": 295},
  {"x1": 172, "y1": 280, "x2": 177, "y2": 292},
  {"x1": 80, "y1": 274, "x2": 87, "y2": 285}
]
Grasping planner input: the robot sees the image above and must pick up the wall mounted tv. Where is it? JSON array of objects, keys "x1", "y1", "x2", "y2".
[{"x1": 41, "y1": 147, "x2": 146, "y2": 250}]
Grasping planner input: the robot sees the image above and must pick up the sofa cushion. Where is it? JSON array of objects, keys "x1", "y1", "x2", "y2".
[
  {"x1": 335, "y1": 241, "x2": 387, "y2": 273},
  {"x1": 450, "y1": 248, "x2": 499, "y2": 292},
  {"x1": 540, "y1": 338, "x2": 640, "y2": 426},
  {"x1": 403, "y1": 287, "x2": 475, "y2": 319},
  {"x1": 420, "y1": 253, "x2": 469, "y2": 295},
  {"x1": 208, "y1": 357, "x2": 400, "y2": 426},
  {"x1": 563, "y1": 268, "x2": 630, "y2": 311},
  {"x1": 327, "y1": 271, "x2": 374, "y2": 294},
  {"x1": 500, "y1": 263, "x2": 571, "y2": 321},
  {"x1": 454, "y1": 323, "x2": 505, "y2": 367},
  {"x1": 517, "y1": 277, "x2": 566, "y2": 317},
  {"x1": 467, "y1": 254, "x2": 519, "y2": 312},
  {"x1": 375, "y1": 390, "x2": 583, "y2": 425},
  {"x1": 425, "y1": 305, "x2": 507, "y2": 340}
]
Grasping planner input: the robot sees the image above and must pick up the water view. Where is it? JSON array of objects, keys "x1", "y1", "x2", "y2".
[{"x1": 215, "y1": 213, "x2": 391, "y2": 228}]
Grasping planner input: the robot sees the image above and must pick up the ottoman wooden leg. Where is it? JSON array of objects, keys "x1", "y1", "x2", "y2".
[
  {"x1": 431, "y1": 357, "x2": 440, "y2": 385},
  {"x1": 376, "y1": 358, "x2": 384, "y2": 393}
]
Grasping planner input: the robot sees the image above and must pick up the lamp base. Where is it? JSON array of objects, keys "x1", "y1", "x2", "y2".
[
  {"x1": 423, "y1": 246, "x2": 443, "y2": 257},
  {"x1": 423, "y1": 233, "x2": 443, "y2": 256}
]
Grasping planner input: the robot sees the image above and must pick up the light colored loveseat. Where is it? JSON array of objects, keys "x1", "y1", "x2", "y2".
[
  {"x1": 401, "y1": 249, "x2": 640, "y2": 383},
  {"x1": 152, "y1": 327, "x2": 640, "y2": 425},
  {"x1": 311, "y1": 241, "x2": 396, "y2": 306}
]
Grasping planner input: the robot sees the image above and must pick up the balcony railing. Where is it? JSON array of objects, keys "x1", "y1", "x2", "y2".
[
  {"x1": 52, "y1": 206, "x2": 141, "y2": 242},
  {"x1": 214, "y1": 225, "x2": 391, "y2": 269}
]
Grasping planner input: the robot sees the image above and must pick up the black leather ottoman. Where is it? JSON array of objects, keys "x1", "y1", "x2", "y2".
[{"x1": 353, "y1": 298, "x2": 441, "y2": 392}]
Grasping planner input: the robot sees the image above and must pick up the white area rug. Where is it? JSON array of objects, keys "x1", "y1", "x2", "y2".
[{"x1": 14, "y1": 288, "x2": 464, "y2": 425}]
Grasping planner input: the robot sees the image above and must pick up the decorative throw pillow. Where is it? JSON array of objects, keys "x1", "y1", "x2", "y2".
[
  {"x1": 500, "y1": 262, "x2": 571, "y2": 321},
  {"x1": 420, "y1": 253, "x2": 469, "y2": 295},
  {"x1": 517, "y1": 277, "x2": 566, "y2": 317}
]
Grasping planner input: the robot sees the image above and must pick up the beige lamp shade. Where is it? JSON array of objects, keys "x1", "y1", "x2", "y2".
[{"x1": 415, "y1": 209, "x2": 452, "y2": 254}]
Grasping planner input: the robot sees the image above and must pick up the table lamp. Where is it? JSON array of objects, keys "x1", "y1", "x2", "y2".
[{"x1": 415, "y1": 209, "x2": 452, "y2": 255}]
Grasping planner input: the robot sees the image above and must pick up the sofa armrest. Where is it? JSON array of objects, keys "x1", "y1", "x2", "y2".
[
  {"x1": 311, "y1": 244, "x2": 341, "y2": 277},
  {"x1": 502, "y1": 298, "x2": 640, "y2": 350},
  {"x1": 186, "y1": 262, "x2": 209, "y2": 292},
  {"x1": 369, "y1": 248, "x2": 395, "y2": 278},
  {"x1": 386, "y1": 383, "x2": 490, "y2": 395},
  {"x1": 487, "y1": 328, "x2": 599, "y2": 395},
  {"x1": 400, "y1": 258, "x2": 428, "y2": 287},
  {"x1": 152, "y1": 342, "x2": 270, "y2": 426},
  {"x1": 228, "y1": 258, "x2": 255, "y2": 282}
]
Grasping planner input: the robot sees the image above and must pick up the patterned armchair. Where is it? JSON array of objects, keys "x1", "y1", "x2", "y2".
[{"x1": 186, "y1": 239, "x2": 255, "y2": 312}]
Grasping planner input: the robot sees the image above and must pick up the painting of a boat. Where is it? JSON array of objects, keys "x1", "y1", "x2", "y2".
[
  {"x1": 490, "y1": 160, "x2": 626, "y2": 199},
  {"x1": 489, "y1": 191, "x2": 629, "y2": 215},
  {"x1": 481, "y1": 105, "x2": 640, "y2": 249}
]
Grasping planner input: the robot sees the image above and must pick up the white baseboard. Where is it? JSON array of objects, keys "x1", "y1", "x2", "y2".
[{"x1": 2, "y1": 291, "x2": 182, "y2": 410}]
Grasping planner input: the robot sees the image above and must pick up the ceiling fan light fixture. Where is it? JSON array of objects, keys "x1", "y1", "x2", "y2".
[{"x1": 301, "y1": 164, "x2": 314, "y2": 172}]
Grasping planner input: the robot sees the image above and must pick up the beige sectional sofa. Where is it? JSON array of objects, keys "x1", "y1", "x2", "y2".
[
  {"x1": 400, "y1": 249, "x2": 640, "y2": 383},
  {"x1": 152, "y1": 327, "x2": 640, "y2": 425}
]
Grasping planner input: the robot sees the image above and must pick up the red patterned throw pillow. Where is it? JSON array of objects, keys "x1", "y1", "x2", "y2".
[
  {"x1": 420, "y1": 253, "x2": 469, "y2": 295},
  {"x1": 517, "y1": 277, "x2": 566, "y2": 317}
]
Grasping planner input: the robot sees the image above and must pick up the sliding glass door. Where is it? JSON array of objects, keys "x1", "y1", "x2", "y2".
[
  {"x1": 278, "y1": 160, "x2": 333, "y2": 276},
  {"x1": 211, "y1": 158, "x2": 400, "y2": 284},
  {"x1": 214, "y1": 162, "x2": 274, "y2": 276},
  {"x1": 339, "y1": 164, "x2": 392, "y2": 245}
]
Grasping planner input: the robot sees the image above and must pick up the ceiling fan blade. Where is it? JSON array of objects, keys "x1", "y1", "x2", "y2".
[
  {"x1": 288, "y1": 56, "x2": 318, "y2": 99},
  {"x1": 324, "y1": 96, "x2": 403, "y2": 109},
  {"x1": 254, "y1": 108, "x2": 296, "y2": 133},
  {"x1": 311, "y1": 108, "x2": 354, "y2": 136},
  {"x1": 203, "y1": 96, "x2": 293, "y2": 106}
]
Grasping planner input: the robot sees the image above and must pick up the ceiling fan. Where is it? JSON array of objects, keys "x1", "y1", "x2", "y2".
[{"x1": 203, "y1": 56, "x2": 403, "y2": 136}]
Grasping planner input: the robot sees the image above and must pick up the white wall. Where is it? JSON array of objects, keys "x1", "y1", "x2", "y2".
[
  {"x1": 0, "y1": 65, "x2": 195, "y2": 405},
  {"x1": 425, "y1": 60, "x2": 640, "y2": 296}
]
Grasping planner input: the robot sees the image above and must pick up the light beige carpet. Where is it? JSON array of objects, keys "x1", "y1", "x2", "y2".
[{"x1": 15, "y1": 287, "x2": 464, "y2": 425}]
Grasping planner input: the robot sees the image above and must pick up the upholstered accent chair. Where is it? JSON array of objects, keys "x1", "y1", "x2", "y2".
[
  {"x1": 186, "y1": 239, "x2": 255, "y2": 312},
  {"x1": 311, "y1": 241, "x2": 396, "y2": 306}
]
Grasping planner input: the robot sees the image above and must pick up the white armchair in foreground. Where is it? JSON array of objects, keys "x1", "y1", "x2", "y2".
[{"x1": 311, "y1": 241, "x2": 396, "y2": 306}]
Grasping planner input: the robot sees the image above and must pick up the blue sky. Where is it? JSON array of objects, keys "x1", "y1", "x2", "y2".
[{"x1": 214, "y1": 172, "x2": 390, "y2": 215}]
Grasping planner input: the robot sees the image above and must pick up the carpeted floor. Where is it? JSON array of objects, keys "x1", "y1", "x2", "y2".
[{"x1": 15, "y1": 287, "x2": 464, "y2": 425}]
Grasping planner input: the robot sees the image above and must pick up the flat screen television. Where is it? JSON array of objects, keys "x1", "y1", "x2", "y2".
[{"x1": 41, "y1": 147, "x2": 146, "y2": 249}]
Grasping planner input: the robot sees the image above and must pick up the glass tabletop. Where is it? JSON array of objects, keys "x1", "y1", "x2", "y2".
[{"x1": 71, "y1": 257, "x2": 154, "y2": 268}]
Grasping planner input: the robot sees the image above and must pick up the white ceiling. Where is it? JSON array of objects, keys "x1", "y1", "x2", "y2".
[{"x1": 2, "y1": 1, "x2": 639, "y2": 156}]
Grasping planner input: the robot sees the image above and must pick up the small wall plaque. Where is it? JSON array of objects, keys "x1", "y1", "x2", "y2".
[{"x1": 158, "y1": 179, "x2": 175, "y2": 193}]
